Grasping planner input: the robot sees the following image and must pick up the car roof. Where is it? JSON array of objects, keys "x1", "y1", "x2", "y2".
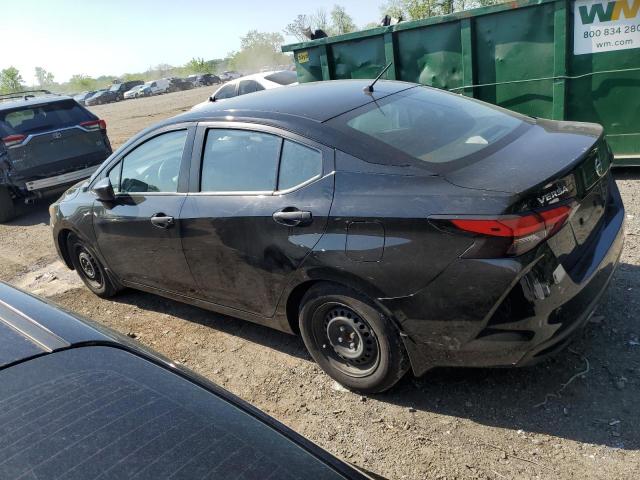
[
  {"x1": 0, "y1": 93, "x2": 75, "y2": 111},
  {"x1": 177, "y1": 79, "x2": 415, "y2": 124}
]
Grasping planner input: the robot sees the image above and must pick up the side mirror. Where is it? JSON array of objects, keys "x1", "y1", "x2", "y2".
[
  {"x1": 209, "y1": 95, "x2": 216, "y2": 102},
  {"x1": 91, "y1": 177, "x2": 115, "y2": 202}
]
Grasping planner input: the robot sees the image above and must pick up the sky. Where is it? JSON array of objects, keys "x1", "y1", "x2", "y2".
[{"x1": 1, "y1": 0, "x2": 383, "y2": 84}]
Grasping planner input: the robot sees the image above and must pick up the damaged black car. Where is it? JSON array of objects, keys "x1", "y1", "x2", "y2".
[{"x1": 50, "y1": 80, "x2": 625, "y2": 393}]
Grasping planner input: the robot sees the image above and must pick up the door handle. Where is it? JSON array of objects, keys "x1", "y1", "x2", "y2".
[
  {"x1": 150, "y1": 213, "x2": 175, "y2": 229},
  {"x1": 272, "y1": 208, "x2": 312, "y2": 227}
]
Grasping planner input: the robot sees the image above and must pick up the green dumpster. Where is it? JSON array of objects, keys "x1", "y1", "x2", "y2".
[{"x1": 282, "y1": 0, "x2": 640, "y2": 165}]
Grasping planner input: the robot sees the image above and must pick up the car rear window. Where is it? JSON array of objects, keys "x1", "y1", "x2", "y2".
[
  {"x1": 0, "y1": 100, "x2": 94, "y2": 136},
  {"x1": 264, "y1": 71, "x2": 297, "y2": 85},
  {"x1": 328, "y1": 86, "x2": 526, "y2": 169},
  {"x1": 0, "y1": 346, "x2": 348, "y2": 479}
]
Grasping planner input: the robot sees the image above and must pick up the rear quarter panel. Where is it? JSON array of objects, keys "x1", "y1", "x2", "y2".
[{"x1": 303, "y1": 154, "x2": 512, "y2": 300}]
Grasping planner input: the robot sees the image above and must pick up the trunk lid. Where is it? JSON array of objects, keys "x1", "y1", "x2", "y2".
[
  {"x1": 443, "y1": 118, "x2": 614, "y2": 266},
  {"x1": 443, "y1": 119, "x2": 605, "y2": 195}
]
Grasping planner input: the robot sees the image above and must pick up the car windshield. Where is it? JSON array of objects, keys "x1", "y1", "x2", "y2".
[
  {"x1": 0, "y1": 100, "x2": 94, "y2": 136},
  {"x1": 328, "y1": 86, "x2": 526, "y2": 167},
  {"x1": 264, "y1": 71, "x2": 297, "y2": 85},
  {"x1": 108, "y1": 84, "x2": 120, "y2": 92}
]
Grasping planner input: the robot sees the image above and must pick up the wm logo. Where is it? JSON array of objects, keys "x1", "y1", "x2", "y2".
[{"x1": 579, "y1": 0, "x2": 640, "y2": 24}]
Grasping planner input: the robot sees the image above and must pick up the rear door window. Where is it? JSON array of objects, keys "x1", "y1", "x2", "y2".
[
  {"x1": 120, "y1": 130, "x2": 187, "y2": 193},
  {"x1": 278, "y1": 140, "x2": 322, "y2": 190},
  {"x1": 201, "y1": 129, "x2": 281, "y2": 192},
  {"x1": 0, "y1": 100, "x2": 93, "y2": 136},
  {"x1": 238, "y1": 80, "x2": 264, "y2": 95}
]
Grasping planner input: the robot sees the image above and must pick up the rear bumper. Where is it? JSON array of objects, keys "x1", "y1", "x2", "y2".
[
  {"x1": 24, "y1": 165, "x2": 98, "y2": 191},
  {"x1": 383, "y1": 177, "x2": 625, "y2": 376}
]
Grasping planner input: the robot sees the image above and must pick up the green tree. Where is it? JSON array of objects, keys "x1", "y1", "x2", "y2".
[
  {"x1": 0, "y1": 67, "x2": 24, "y2": 93},
  {"x1": 185, "y1": 57, "x2": 213, "y2": 74},
  {"x1": 229, "y1": 30, "x2": 290, "y2": 73},
  {"x1": 285, "y1": 4, "x2": 356, "y2": 39},
  {"x1": 380, "y1": 0, "x2": 507, "y2": 20},
  {"x1": 68, "y1": 74, "x2": 98, "y2": 92},
  {"x1": 34, "y1": 67, "x2": 54, "y2": 87},
  {"x1": 331, "y1": 5, "x2": 356, "y2": 35},
  {"x1": 284, "y1": 14, "x2": 311, "y2": 42}
]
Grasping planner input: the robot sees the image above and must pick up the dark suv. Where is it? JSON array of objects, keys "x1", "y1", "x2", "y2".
[
  {"x1": 85, "y1": 80, "x2": 143, "y2": 106},
  {"x1": 0, "y1": 90, "x2": 112, "y2": 221},
  {"x1": 188, "y1": 74, "x2": 222, "y2": 87}
]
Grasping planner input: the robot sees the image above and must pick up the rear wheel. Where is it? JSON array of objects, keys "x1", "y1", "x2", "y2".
[
  {"x1": 0, "y1": 187, "x2": 16, "y2": 223},
  {"x1": 299, "y1": 283, "x2": 410, "y2": 393},
  {"x1": 67, "y1": 234, "x2": 118, "y2": 298}
]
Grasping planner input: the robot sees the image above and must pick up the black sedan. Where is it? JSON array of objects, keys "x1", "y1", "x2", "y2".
[
  {"x1": 0, "y1": 281, "x2": 373, "y2": 480},
  {"x1": 50, "y1": 80, "x2": 625, "y2": 393}
]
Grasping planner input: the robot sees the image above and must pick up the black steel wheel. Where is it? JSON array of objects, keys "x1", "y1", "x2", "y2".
[
  {"x1": 299, "y1": 283, "x2": 409, "y2": 393},
  {"x1": 67, "y1": 233, "x2": 118, "y2": 298},
  {"x1": 313, "y1": 303, "x2": 381, "y2": 377}
]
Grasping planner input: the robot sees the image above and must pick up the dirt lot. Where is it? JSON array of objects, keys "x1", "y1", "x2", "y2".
[{"x1": 1, "y1": 87, "x2": 639, "y2": 479}]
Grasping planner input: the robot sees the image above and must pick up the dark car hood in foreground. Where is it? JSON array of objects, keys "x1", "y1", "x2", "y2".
[
  {"x1": 0, "y1": 282, "x2": 372, "y2": 480},
  {"x1": 444, "y1": 119, "x2": 603, "y2": 194}
]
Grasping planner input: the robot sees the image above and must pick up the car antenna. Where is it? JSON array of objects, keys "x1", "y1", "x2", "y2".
[{"x1": 363, "y1": 63, "x2": 393, "y2": 94}]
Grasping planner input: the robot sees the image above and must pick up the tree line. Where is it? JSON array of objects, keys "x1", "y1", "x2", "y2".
[{"x1": 1, "y1": 1, "x2": 507, "y2": 95}]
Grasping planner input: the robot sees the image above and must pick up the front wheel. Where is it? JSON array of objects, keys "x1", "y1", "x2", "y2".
[
  {"x1": 67, "y1": 234, "x2": 118, "y2": 298},
  {"x1": 299, "y1": 283, "x2": 410, "y2": 394}
]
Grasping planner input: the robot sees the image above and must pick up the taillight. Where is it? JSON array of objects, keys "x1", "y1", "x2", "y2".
[
  {"x1": 1, "y1": 134, "x2": 26, "y2": 148},
  {"x1": 436, "y1": 204, "x2": 574, "y2": 257},
  {"x1": 80, "y1": 119, "x2": 107, "y2": 131}
]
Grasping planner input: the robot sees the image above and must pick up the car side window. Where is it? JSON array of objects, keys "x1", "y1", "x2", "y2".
[
  {"x1": 214, "y1": 84, "x2": 236, "y2": 100},
  {"x1": 278, "y1": 140, "x2": 323, "y2": 190},
  {"x1": 107, "y1": 162, "x2": 121, "y2": 193},
  {"x1": 201, "y1": 129, "x2": 281, "y2": 192},
  {"x1": 238, "y1": 80, "x2": 263, "y2": 95},
  {"x1": 120, "y1": 130, "x2": 187, "y2": 194}
]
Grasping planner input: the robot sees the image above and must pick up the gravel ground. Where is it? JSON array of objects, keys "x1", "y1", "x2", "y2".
[{"x1": 1, "y1": 88, "x2": 639, "y2": 479}]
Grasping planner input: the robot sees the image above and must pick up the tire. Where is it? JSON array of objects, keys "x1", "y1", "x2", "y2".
[
  {"x1": 67, "y1": 233, "x2": 118, "y2": 298},
  {"x1": 0, "y1": 187, "x2": 16, "y2": 223},
  {"x1": 299, "y1": 283, "x2": 410, "y2": 394}
]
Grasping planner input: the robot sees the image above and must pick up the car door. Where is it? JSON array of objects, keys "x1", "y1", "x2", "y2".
[
  {"x1": 181, "y1": 123, "x2": 334, "y2": 317},
  {"x1": 93, "y1": 124, "x2": 199, "y2": 294}
]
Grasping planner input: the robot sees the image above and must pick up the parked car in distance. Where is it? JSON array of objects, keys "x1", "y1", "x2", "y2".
[
  {"x1": 83, "y1": 88, "x2": 106, "y2": 104},
  {"x1": 123, "y1": 84, "x2": 148, "y2": 99},
  {"x1": 191, "y1": 70, "x2": 298, "y2": 109},
  {"x1": 145, "y1": 78, "x2": 171, "y2": 94},
  {"x1": 73, "y1": 90, "x2": 96, "y2": 106},
  {"x1": 0, "y1": 90, "x2": 111, "y2": 222},
  {"x1": 219, "y1": 70, "x2": 242, "y2": 81},
  {"x1": 0, "y1": 281, "x2": 374, "y2": 480},
  {"x1": 124, "y1": 79, "x2": 170, "y2": 99},
  {"x1": 187, "y1": 73, "x2": 222, "y2": 87},
  {"x1": 168, "y1": 77, "x2": 194, "y2": 92},
  {"x1": 85, "y1": 80, "x2": 143, "y2": 106},
  {"x1": 51, "y1": 80, "x2": 624, "y2": 393}
]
